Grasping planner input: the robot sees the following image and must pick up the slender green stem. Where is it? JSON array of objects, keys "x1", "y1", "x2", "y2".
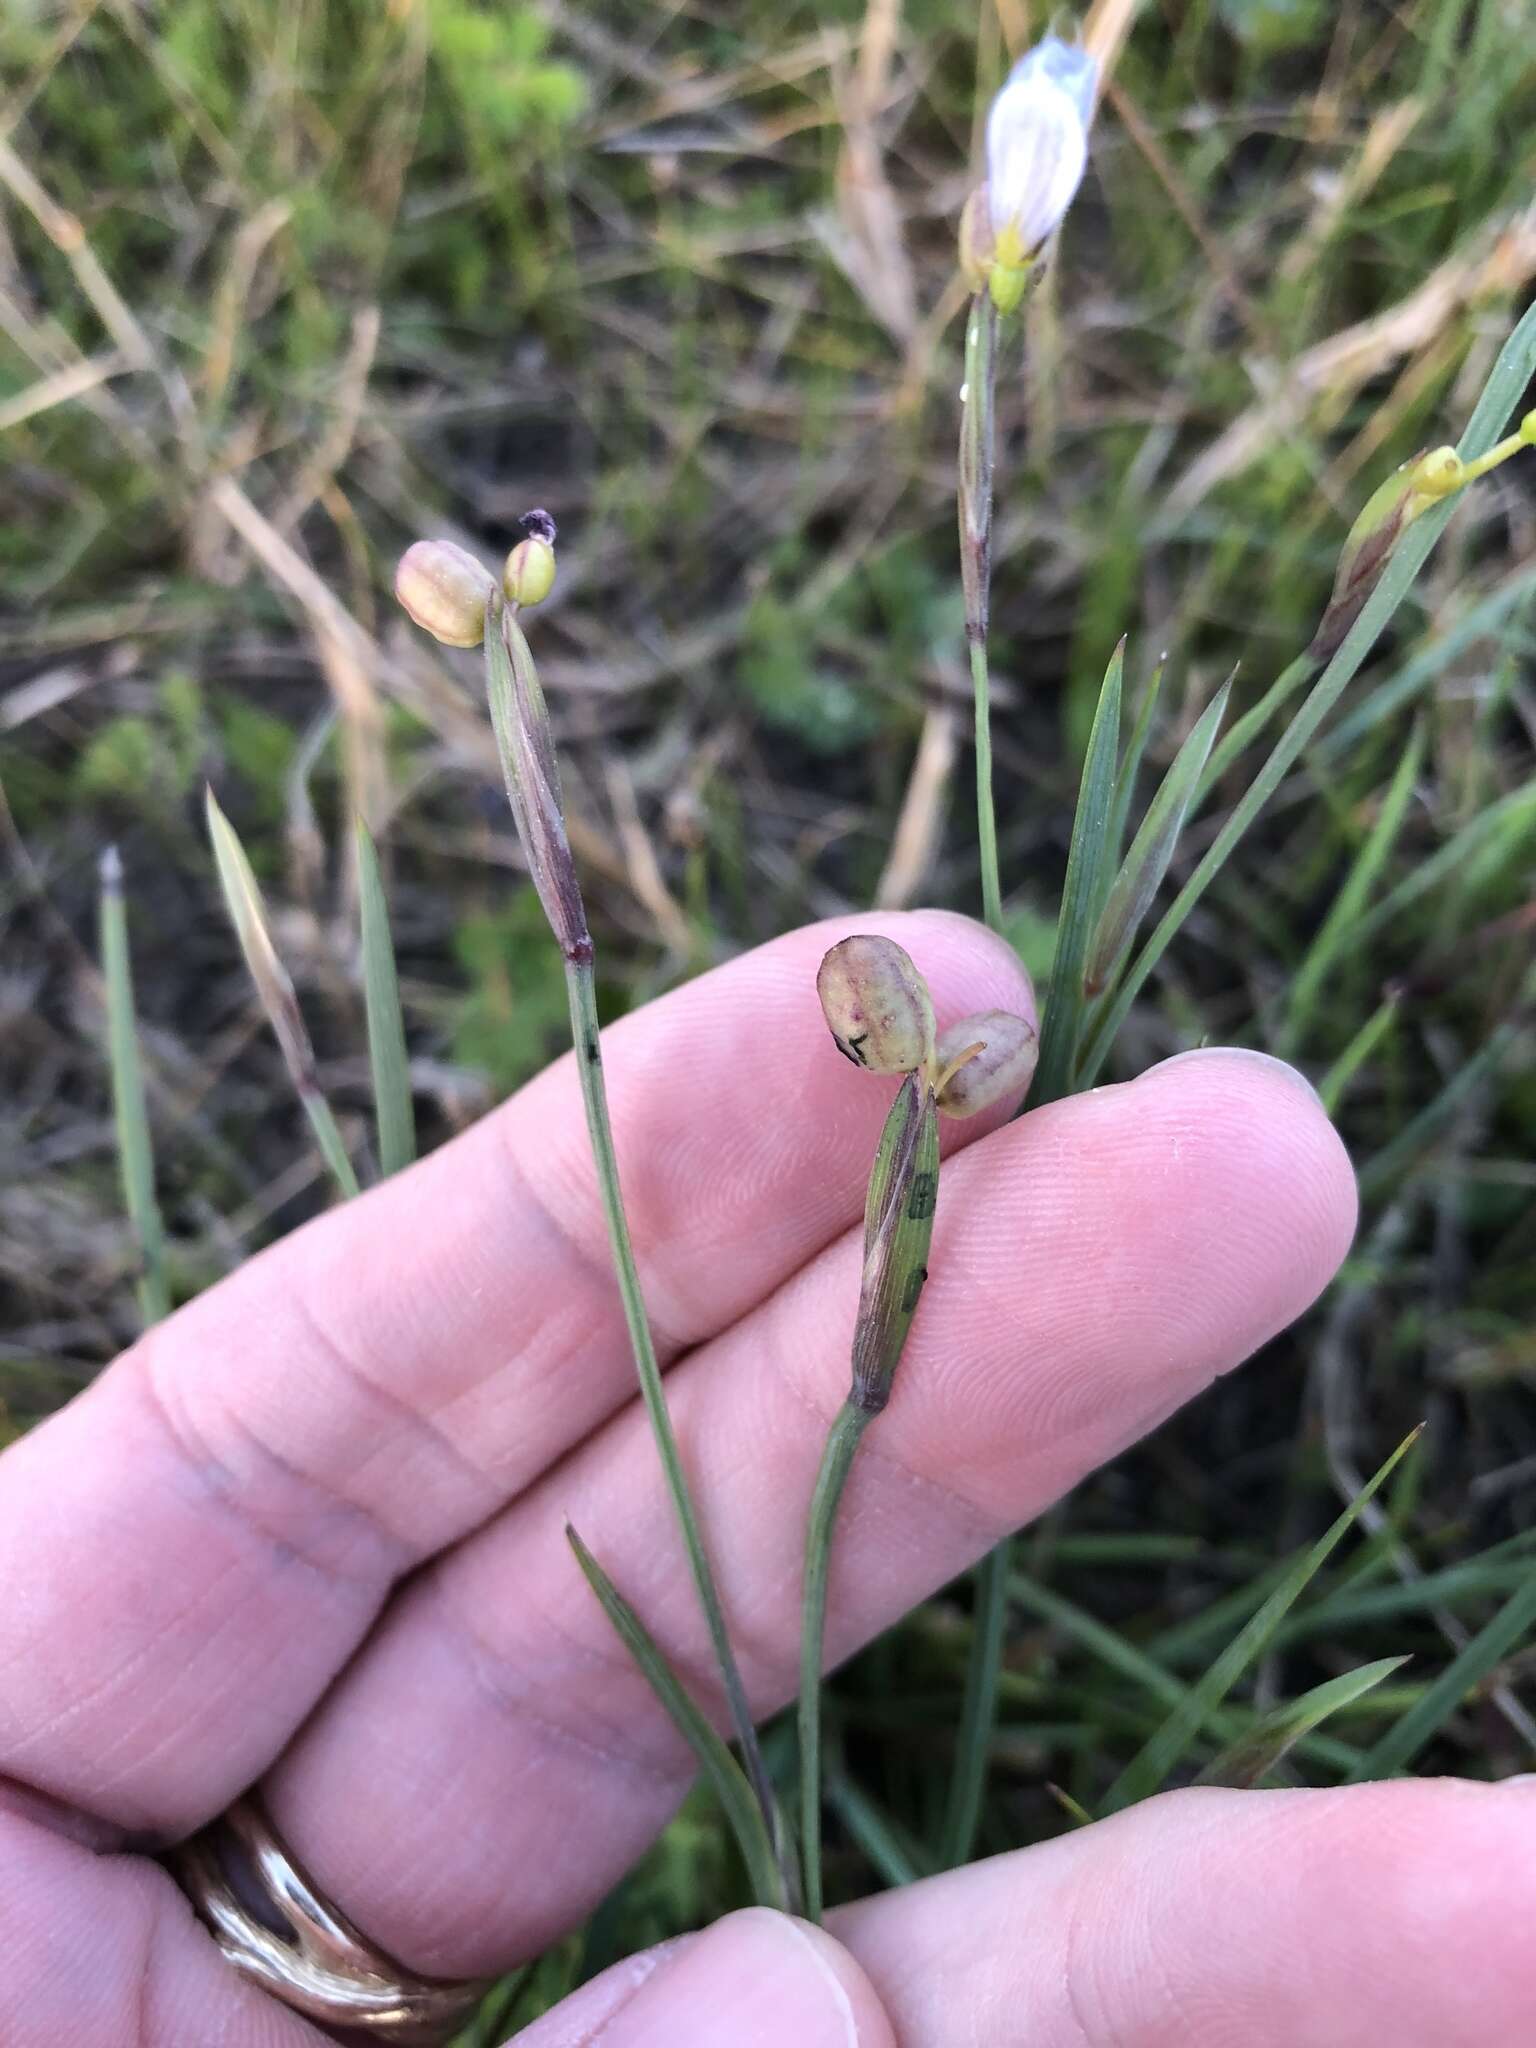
[
  {"x1": 940, "y1": 1536, "x2": 1009, "y2": 1867},
  {"x1": 799, "y1": 1398, "x2": 873, "y2": 1922},
  {"x1": 99, "y1": 848, "x2": 170, "y2": 1325},
  {"x1": 959, "y1": 292, "x2": 1002, "y2": 933},
  {"x1": 564, "y1": 957, "x2": 784, "y2": 1879}
]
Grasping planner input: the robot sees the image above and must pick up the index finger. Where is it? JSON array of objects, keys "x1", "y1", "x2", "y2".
[{"x1": 0, "y1": 910, "x2": 1030, "y2": 1835}]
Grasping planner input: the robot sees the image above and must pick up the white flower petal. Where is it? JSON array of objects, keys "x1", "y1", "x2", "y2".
[{"x1": 984, "y1": 34, "x2": 1097, "y2": 253}]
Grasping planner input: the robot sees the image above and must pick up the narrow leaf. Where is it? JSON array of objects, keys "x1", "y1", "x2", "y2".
[
  {"x1": 355, "y1": 817, "x2": 416, "y2": 1177},
  {"x1": 1349, "y1": 1573, "x2": 1536, "y2": 1782},
  {"x1": 206, "y1": 788, "x2": 359, "y2": 1200},
  {"x1": 1076, "y1": 292, "x2": 1536, "y2": 1091},
  {"x1": 1085, "y1": 673, "x2": 1232, "y2": 999},
  {"x1": 1196, "y1": 1657, "x2": 1409, "y2": 1789},
  {"x1": 1276, "y1": 722, "x2": 1424, "y2": 1059},
  {"x1": 566, "y1": 1526, "x2": 787, "y2": 1909},
  {"x1": 1032, "y1": 641, "x2": 1125, "y2": 1104},
  {"x1": 1104, "y1": 655, "x2": 1165, "y2": 872},
  {"x1": 1102, "y1": 1427, "x2": 1421, "y2": 1812},
  {"x1": 99, "y1": 848, "x2": 170, "y2": 1325}
]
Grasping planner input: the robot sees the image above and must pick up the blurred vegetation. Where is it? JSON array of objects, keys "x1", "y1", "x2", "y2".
[{"x1": 2, "y1": 0, "x2": 1536, "y2": 2029}]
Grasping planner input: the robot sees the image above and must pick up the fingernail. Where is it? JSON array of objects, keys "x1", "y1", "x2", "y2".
[
  {"x1": 1154, "y1": 1045, "x2": 1327, "y2": 1110},
  {"x1": 592, "y1": 1909, "x2": 871, "y2": 2048},
  {"x1": 514, "y1": 1935, "x2": 698, "y2": 2046}
]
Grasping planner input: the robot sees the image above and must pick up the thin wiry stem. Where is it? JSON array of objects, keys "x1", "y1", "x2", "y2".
[
  {"x1": 563, "y1": 956, "x2": 787, "y2": 1886},
  {"x1": 959, "y1": 292, "x2": 1002, "y2": 933},
  {"x1": 798, "y1": 1398, "x2": 872, "y2": 1923},
  {"x1": 940, "y1": 1538, "x2": 1009, "y2": 1866}
]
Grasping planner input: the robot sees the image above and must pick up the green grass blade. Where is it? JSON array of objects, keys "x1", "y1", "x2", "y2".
[
  {"x1": 1317, "y1": 995, "x2": 1400, "y2": 1117},
  {"x1": 1105, "y1": 655, "x2": 1166, "y2": 868},
  {"x1": 98, "y1": 848, "x2": 170, "y2": 1326},
  {"x1": 1275, "y1": 719, "x2": 1425, "y2": 1059},
  {"x1": 825, "y1": 1767, "x2": 925, "y2": 1889},
  {"x1": 1347, "y1": 780, "x2": 1536, "y2": 950},
  {"x1": 1101, "y1": 1427, "x2": 1421, "y2": 1812},
  {"x1": 938, "y1": 1536, "x2": 1010, "y2": 1869},
  {"x1": 1196, "y1": 1657, "x2": 1409, "y2": 1788},
  {"x1": 1032, "y1": 640, "x2": 1125, "y2": 1104},
  {"x1": 566, "y1": 1525, "x2": 788, "y2": 1911},
  {"x1": 1077, "y1": 296, "x2": 1536, "y2": 1089},
  {"x1": 1085, "y1": 673, "x2": 1232, "y2": 1000},
  {"x1": 355, "y1": 816, "x2": 416, "y2": 1178},
  {"x1": 206, "y1": 787, "x2": 359, "y2": 1201},
  {"x1": 1358, "y1": 1016, "x2": 1522, "y2": 1201},
  {"x1": 1348, "y1": 1576, "x2": 1536, "y2": 1781}
]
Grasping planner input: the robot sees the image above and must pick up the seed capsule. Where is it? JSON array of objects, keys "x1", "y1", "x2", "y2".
[
  {"x1": 933, "y1": 1010, "x2": 1038, "y2": 1118},
  {"x1": 394, "y1": 539, "x2": 495, "y2": 647},
  {"x1": 504, "y1": 509, "x2": 558, "y2": 609},
  {"x1": 817, "y1": 935, "x2": 936, "y2": 1076}
]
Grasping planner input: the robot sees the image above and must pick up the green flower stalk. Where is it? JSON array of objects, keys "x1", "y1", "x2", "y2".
[
  {"x1": 800, "y1": 938, "x2": 1032, "y2": 1918},
  {"x1": 397, "y1": 516, "x2": 787, "y2": 1899},
  {"x1": 957, "y1": 33, "x2": 1100, "y2": 934}
]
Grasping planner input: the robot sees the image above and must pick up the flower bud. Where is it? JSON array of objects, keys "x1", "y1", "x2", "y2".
[
  {"x1": 817, "y1": 936, "x2": 936, "y2": 1076},
  {"x1": 394, "y1": 539, "x2": 495, "y2": 647},
  {"x1": 933, "y1": 1010, "x2": 1038, "y2": 1118},
  {"x1": 504, "y1": 508, "x2": 558, "y2": 609},
  {"x1": 984, "y1": 33, "x2": 1098, "y2": 297}
]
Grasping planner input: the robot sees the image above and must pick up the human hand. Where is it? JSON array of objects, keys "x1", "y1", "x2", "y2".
[{"x1": 5, "y1": 910, "x2": 1517, "y2": 2046}]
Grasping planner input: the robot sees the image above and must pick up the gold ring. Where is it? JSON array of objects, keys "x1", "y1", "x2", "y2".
[{"x1": 172, "y1": 1798, "x2": 483, "y2": 2043}]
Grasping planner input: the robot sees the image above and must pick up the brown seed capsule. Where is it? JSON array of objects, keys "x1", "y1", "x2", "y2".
[
  {"x1": 394, "y1": 539, "x2": 495, "y2": 647},
  {"x1": 817, "y1": 936, "x2": 936, "y2": 1076},
  {"x1": 934, "y1": 1010, "x2": 1038, "y2": 1117}
]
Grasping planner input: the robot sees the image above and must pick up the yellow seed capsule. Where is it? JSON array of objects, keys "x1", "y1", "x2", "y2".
[
  {"x1": 503, "y1": 508, "x2": 558, "y2": 608},
  {"x1": 394, "y1": 539, "x2": 495, "y2": 647},
  {"x1": 934, "y1": 1010, "x2": 1038, "y2": 1118},
  {"x1": 817, "y1": 935, "x2": 936, "y2": 1076}
]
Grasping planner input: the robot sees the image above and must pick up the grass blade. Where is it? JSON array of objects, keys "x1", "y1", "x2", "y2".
[
  {"x1": 1031, "y1": 639, "x2": 1125, "y2": 1104},
  {"x1": 1196, "y1": 1657, "x2": 1409, "y2": 1788},
  {"x1": 1348, "y1": 1577, "x2": 1536, "y2": 1781},
  {"x1": 1275, "y1": 719, "x2": 1425, "y2": 1059},
  {"x1": 1077, "y1": 294, "x2": 1536, "y2": 1090},
  {"x1": 1101, "y1": 1427, "x2": 1421, "y2": 1813},
  {"x1": 1104, "y1": 655, "x2": 1166, "y2": 870},
  {"x1": 99, "y1": 847, "x2": 170, "y2": 1325},
  {"x1": 939, "y1": 647, "x2": 1123, "y2": 1869},
  {"x1": 1085, "y1": 672, "x2": 1233, "y2": 999},
  {"x1": 206, "y1": 787, "x2": 359, "y2": 1201},
  {"x1": 566, "y1": 1525, "x2": 788, "y2": 1911},
  {"x1": 355, "y1": 817, "x2": 416, "y2": 1178}
]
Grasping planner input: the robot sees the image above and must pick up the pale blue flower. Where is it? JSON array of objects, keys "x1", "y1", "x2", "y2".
[{"x1": 985, "y1": 34, "x2": 1099, "y2": 259}]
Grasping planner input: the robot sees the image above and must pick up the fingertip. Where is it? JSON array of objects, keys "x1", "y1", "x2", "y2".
[
  {"x1": 517, "y1": 1909, "x2": 895, "y2": 2048},
  {"x1": 1131, "y1": 1046, "x2": 1359, "y2": 1308}
]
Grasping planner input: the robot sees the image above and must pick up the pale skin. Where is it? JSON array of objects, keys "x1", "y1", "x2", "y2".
[{"x1": 1, "y1": 910, "x2": 1526, "y2": 2046}]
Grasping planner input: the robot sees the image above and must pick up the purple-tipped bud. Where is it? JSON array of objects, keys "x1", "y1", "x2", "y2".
[
  {"x1": 394, "y1": 539, "x2": 495, "y2": 647},
  {"x1": 934, "y1": 1010, "x2": 1038, "y2": 1117},
  {"x1": 817, "y1": 935, "x2": 936, "y2": 1076}
]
